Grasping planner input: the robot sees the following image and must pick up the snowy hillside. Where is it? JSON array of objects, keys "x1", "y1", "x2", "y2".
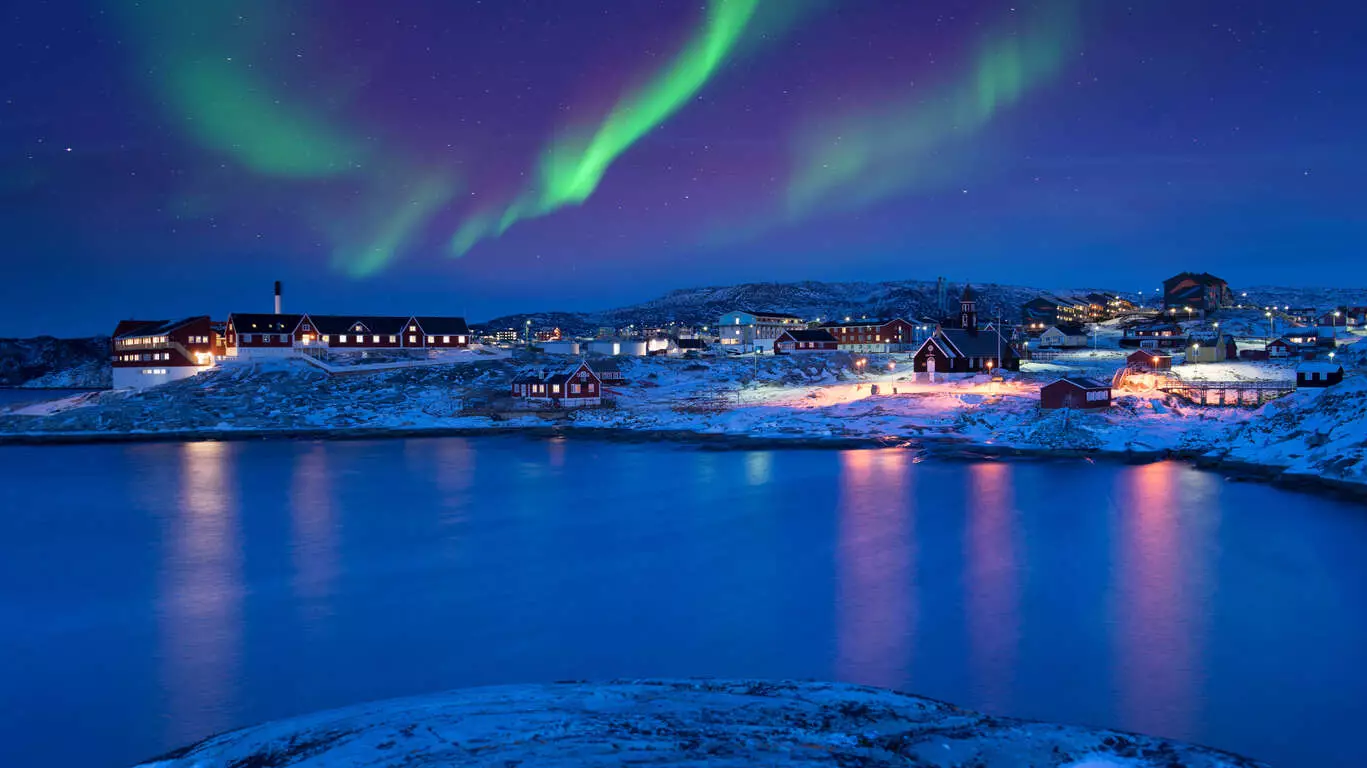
[
  {"x1": 0, "y1": 336, "x2": 109, "y2": 388},
  {"x1": 482, "y1": 279, "x2": 1121, "y2": 333},
  {"x1": 134, "y1": 679, "x2": 1264, "y2": 768}
]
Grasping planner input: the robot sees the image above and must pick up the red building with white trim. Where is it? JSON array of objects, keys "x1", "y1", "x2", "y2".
[
  {"x1": 511, "y1": 361, "x2": 603, "y2": 407},
  {"x1": 111, "y1": 316, "x2": 218, "y2": 389}
]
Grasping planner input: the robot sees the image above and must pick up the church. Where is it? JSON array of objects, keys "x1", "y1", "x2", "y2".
[{"x1": 912, "y1": 286, "x2": 1022, "y2": 374}]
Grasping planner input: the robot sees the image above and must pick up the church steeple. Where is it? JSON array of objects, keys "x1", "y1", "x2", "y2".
[{"x1": 960, "y1": 284, "x2": 978, "y2": 333}]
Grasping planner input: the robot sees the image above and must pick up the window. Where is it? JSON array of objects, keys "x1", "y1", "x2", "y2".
[
  {"x1": 552, "y1": 384, "x2": 561, "y2": 394},
  {"x1": 302, "y1": 324, "x2": 311, "y2": 331},
  {"x1": 571, "y1": 383, "x2": 581, "y2": 394},
  {"x1": 243, "y1": 334, "x2": 253, "y2": 343},
  {"x1": 388, "y1": 335, "x2": 396, "y2": 343},
  {"x1": 373, "y1": 335, "x2": 382, "y2": 343},
  {"x1": 408, "y1": 335, "x2": 417, "y2": 344},
  {"x1": 409, "y1": 325, "x2": 417, "y2": 332},
  {"x1": 587, "y1": 382, "x2": 596, "y2": 393},
  {"x1": 444, "y1": 336, "x2": 452, "y2": 343}
]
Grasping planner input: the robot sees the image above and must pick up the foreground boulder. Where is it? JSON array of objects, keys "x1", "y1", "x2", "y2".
[{"x1": 136, "y1": 679, "x2": 1264, "y2": 767}]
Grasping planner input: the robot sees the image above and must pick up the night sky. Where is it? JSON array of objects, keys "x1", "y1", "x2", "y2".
[{"x1": 3, "y1": 1, "x2": 1364, "y2": 336}]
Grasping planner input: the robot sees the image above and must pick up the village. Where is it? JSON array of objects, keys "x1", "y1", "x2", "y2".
[
  {"x1": 3, "y1": 271, "x2": 1364, "y2": 492},
  {"x1": 99, "y1": 272, "x2": 1362, "y2": 411}
]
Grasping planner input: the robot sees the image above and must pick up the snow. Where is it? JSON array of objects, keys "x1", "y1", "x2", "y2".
[
  {"x1": 132, "y1": 679, "x2": 1264, "y2": 768},
  {"x1": 1, "y1": 351, "x2": 1362, "y2": 493}
]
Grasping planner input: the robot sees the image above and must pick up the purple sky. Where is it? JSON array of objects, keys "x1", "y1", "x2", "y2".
[{"x1": 2, "y1": 1, "x2": 1364, "y2": 336}]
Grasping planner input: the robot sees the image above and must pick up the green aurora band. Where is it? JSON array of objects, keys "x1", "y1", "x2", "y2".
[
  {"x1": 119, "y1": 0, "x2": 366, "y2": 178},
  {"x1": 787, "y1": 1, "x2": 1080, "y2": 215},
  {"x1": 450, "y1": 0, "x2": 762, "y2": 256}
]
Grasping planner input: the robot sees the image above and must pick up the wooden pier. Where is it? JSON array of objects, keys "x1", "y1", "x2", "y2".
[{"x1": 1157, "y1": 377, "x2": 1296, "y2": 406}]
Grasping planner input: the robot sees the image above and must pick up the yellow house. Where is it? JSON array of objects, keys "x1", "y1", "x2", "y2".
[{"x1": 1186, "y1": 333, "x2": 1231, "y2": 363}]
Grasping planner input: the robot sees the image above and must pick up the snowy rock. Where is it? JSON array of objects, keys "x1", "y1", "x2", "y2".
[{"x1": 134, "y1": 680, "x2": 1264, "y2": 768}]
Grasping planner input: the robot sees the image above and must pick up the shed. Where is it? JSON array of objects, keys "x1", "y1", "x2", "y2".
[
  {"x1": 1041, "y1": 377, "x2": 1112, "y2": 410},
  {"x1": 1296, "y1": 362, "x2": 1344, "y2": 388}
]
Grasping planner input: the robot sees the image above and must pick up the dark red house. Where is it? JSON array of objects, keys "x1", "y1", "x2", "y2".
[
  {"x1": 409, "y1": 316, "x2": 472, "y2": 348},
  {"x1": 307, "y1": 315, "x2": 409, "y2": 350},
  {"x1": 112, "y1": 316, "x2": 217, "y2": 389},
  {"x1": 1296, "y1": 362, "x2": 1344, "y2": 388},
  {"x1": 1126, "y1": 348, "x2": 1172, "y2": 370},
  {"x1": 225, "y1": 313, "x2": 304, "y2": 358},
  {"x1": 774, "y1": 328, "x2": 839, "y2": 353},
  {"x1": 913, "y1": 288, "x2": 1022, "y2": 374},
  {"x1": 510, "y1": 361, "x2": 603, "y2": 407},
  {"x1": 1040, "y1": 377, "x2": 1112, "y2": 410}
]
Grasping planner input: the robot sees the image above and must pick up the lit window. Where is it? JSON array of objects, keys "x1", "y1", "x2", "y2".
[
  {"x1": 444, "y1": 336, "x2": 452, "y2": 343},
  {"x1": 340, "y1": 335, "x2": 348, "y2": 343},
  {"x1": 408, "y1": 335, "x2": 416, "y2": 344},
  {"x1": 388, "y1": 335, "x2": 396, "y2": 343},
  {"x1": 427, "y1": 336, "x2": 436, "y2": 343},
  {"x1": 409, "y1": 326, "x2": 417, "y2": 332},
  {"x1": 552, "y1": 384, "x2": 560, "y2": 394}
]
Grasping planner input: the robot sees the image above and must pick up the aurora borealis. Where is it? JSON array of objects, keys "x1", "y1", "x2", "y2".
[{"x1": 3, "y1": 0, "x2": 1365, "y2": 335}]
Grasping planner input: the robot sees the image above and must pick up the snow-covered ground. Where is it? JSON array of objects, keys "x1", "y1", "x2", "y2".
[
  {"x1": 1, "y1": 352, "x2": 1362, "y2": 493},
  {"x1": 134, "y1": 679, "x2": 1265, "y2": 768}
]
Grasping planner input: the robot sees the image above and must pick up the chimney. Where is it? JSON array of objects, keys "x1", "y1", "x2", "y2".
[{"x1": 274, "y1": 281, "x2": 282, "y2": 315}]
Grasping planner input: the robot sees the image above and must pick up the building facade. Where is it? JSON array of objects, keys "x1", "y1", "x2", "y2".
[
  {"x1": 913, "y1": 288, "x2": 1022, "y2": 374},
  {"x1": 111, "y1": 316, "x2": 218, "y2": 389},
  {"x1": 1162, "y1": 272, "x2": 1232, "y2": 313},
  {"x1": 1041, "y1": 377, "x2": 1112, "y2": 410},
  {"x1": 774, "y1": 329, "x2": 839, "y2": 353},
  {"x1": 510, "y1": 361, "x2": 603, "y2": 407},
  {"x1": 717, "y1": 310, "x2": 805, "y2": 351},
  {"x1": 818, "y1": 318, "x2": 917, "y2": 352}
]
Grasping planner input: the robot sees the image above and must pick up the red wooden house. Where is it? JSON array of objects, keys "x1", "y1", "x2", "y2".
[
  {"x1": 111, "y1": 316, "x2": 217, "y2": 389},
  {"x1": 1126, "y1": 348, "x2": 1172, "y2": 370},
  {"x1": 774, "y1": 328, "x2": 839, "y2": 353},
  {"x1": 1041, "y1": 377, "x2": 1112, "y2": 410},
  {"x1": 408, "y1": 316, "x2": 472, "y2": 348},
  {"x1": 307, "y1": 315, "x2": 409, "y2": 350},
  {"x1": 225, "y1": 313, "x2": 304, "y2": 358},
  {"x1": 511, "y1": 361, "x2": 603, "y2": 407}
]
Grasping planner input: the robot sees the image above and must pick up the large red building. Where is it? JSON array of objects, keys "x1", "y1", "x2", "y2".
[
  {"x1": 818, "y1": 318, "x2": 917, "y2": 351},
  {"x1": 225, "y1": 313, "x2": 472, "y2": 357},
  {"x1": 111, "y1": 316, "x2": 218, "y2": 389}
]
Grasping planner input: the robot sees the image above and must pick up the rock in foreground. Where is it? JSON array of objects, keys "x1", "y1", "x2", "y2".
[{"x1": 136, "y1": 679, "x2": 1265, "y2": 767}]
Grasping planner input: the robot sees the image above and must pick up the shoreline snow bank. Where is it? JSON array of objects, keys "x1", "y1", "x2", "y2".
[
  {"x1": 134, "y1": 679, "x2": 1265, "y2": 768},
  {"x1": 0, "y1": 356, "x2": 1362, "y2": 499}
]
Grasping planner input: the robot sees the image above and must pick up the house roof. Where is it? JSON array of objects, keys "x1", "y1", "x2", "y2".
[
  {"x1": 778, "y1": 328, "x2": 838, "y2": 343},
  {"x1": 936, "y1": 328, "x2": 1019, "y2": 358},
  {"x1": 1045, "y1": 322, "x2": 1087, "y2": 336},
  {"x1": 1128, "y1": 348, "x2": 1170, "y2": 359},
  {"x1": 1047, "y1": 377, "x2": 1110, "y2": 390},
  {"x1": 677, "y1": 338, "x2": 708, "y2": 349},
  {"x1": 113, "y1": 316, "x2": 209, "y2": 339},
  {"x1": 411, "y1": 316, "x2": 470, "y2": 335},
  {"x1": 1298, "y1": 362, "x2": 1343, "y2": 374},
  {"x1": 229, "y1": 313, "x2": 304, "y2": 333},
  {"x1": 308, "y1": 315, "x2": 410, "y2": 335}
]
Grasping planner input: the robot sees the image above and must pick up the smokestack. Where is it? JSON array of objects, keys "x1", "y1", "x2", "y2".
[{"x1": 274, "y1": 281, "x2": 282, "y2": 315}]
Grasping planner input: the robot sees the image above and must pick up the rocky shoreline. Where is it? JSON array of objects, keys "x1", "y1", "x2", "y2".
[{"x1": 134, "y1": 679, "x2": 1266, "y2": 768}]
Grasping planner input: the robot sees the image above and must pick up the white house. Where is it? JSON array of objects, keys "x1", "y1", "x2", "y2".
[
  {"x1": 717, "y1": 310, "x2": 805, "y2": 351},
  {"x1": 1037, "y1": 323, "x2": 1088, "y2": 349}
]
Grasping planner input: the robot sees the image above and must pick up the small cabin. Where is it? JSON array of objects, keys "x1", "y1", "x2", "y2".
[
  {"x1": 510, "y1": 361, "x2": 603, "y2": 406},
  {"x1": 1266, "y1": 337, "x2": 1299, "y2": 359},
  {"x1": 1041, "y1": 377, "x2": 1112, "y2": 410},
  {"x1": 1126, "y1": 348, "x2": 1171, "y2": 370},
  {"x1": 1296, "y1": 362, "x2": 1344, "y2": 388}
]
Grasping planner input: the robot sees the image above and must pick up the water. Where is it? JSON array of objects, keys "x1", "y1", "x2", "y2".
[{"x1": 1, "y1": 438, "x2": 1364, "y2": 767}]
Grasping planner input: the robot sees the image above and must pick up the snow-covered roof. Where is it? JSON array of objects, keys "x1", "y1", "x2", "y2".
[
  {"x1": 1046, "y1": 377, "x2": 1109, "y2": 390},
  {"x1": 1297, "y1": 362, "x2": 1343, "y2": 374}
]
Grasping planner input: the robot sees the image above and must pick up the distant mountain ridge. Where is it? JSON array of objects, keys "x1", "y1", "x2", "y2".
[
  {"x1": 481, "y1": 279, "x2": 1115, "y2": 334},
  {"x1": 0, "y1": 336, "x2": 110, "y2": 388}
]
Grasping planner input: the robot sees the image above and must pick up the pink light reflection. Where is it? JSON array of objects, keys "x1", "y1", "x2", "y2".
[
  {"x1": 965, "y1": 462, "x2": 1019, "y2": 713},
  {"x1": 836, "y1": 449, "x2": 913, "y2": 688}
]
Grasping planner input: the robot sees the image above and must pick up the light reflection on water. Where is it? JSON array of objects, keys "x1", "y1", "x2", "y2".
[
  {"x1": 836, "y1": 449, "x2": 912, "y2": 689},
  {"x1": 2, "y1": 439, "x2": 1365, "y2": 768},
  {"x1": 159, "y1": 441, "x2": 242, "y2": 747}
]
